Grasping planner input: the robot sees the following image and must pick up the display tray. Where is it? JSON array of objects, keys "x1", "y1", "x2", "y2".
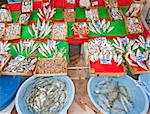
[{"x1": 34, "y1": 58, "x2": 68, "y2": 76}]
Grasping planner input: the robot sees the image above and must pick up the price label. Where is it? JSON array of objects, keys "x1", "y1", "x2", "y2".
[
  {"x1": 15, "y1": 55, "x2": 25, "y2": 61},
  {"x1": 23, "y1": 42, "x2": 30, "y2": 47},
  {"x1": 137, "y1": 54, "x2": 145, "y2": 62},
  {"x1": 0, "y1": 55, "x2": 6, "y2": 63},
  {"x1": 47, "y1": 40, "x2": 56, "y2": 47},
  {"x1": 121, "y1": 37, "x2": 129, "y2": 45},
  {"x1": 96, "y1": 37, "x2": 106, "y2": 44},
  {"x1": 67, "y1": 0, "x2": 75, "y2": 4},
  {"x1": 100, "y1": 54, "x2": 112, "y2": 64},
  {"x1": 68, "y1": 9, "x2": 74, "y2": 12}
]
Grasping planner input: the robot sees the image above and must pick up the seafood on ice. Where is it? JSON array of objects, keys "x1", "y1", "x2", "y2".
[
  {"x1": 94, "y1": 78, "x2": 134, "y2": 114},
  {"x1": 72, "y1": 22, "x2": 89, "y2": 39},
  {"x1": 25, "y1": 77, "x2": 67, "y2": 114},
  {"x1": 22, "y1": 0, "x2": 33, "y2": 13},
  {"x1": 18, "y1": 13, "x2": 31, "y2": 25},
  {"x1": 5, "y1": 23, "x2": 21, "y2": 40},
  {"x1": 38, "y1": 40, "x2": 66, "y2": 58},
  {"x1": 0, "y1": 41, "x2": 10, "y2": 54},
  {"x1": 0, "y1": 23, "x2": 5, "y2": 38},
  {"x1": 85, "y1": 8, "x2": 99, "y2": 21},
  {"x1": 28, "y1": 19, "x2": 52, "y2": 38},
  {"x1": 125, "y1": 36, "x2": 150, "y2": 70},
  {"x1": 88, "y1": 37, "x2": 123, "y2": 66},
  {"x1": 126, "y1": 17, "x2": 143, "y2": 34},
  {"x1": 12, "y1": 40, "x2": 38, "y2": 58},
  {"x1": 125, "y1": 3, "x2": 144, "y2": 17},
  {"x1": 37, "y1": 2, "x2": 56, "y2": 21},
  {"x1": 52, "y1": 23, "x2": 67, "y2": 40},
  {"x1": 88, "y1": 19, "x2": 114, "y2": 35},
  {"x1": 3, "y1": 56, "x2": 37, "y2": 73},
  {"x1": 63, "y1": 9, "x2": 76, "y2": 22},
  {"x1": 0, "y1": 8, "x2": 12, "y2": 22},
  {"x1": 79, "y1": 0, "x2": 91, "y2": 9},
  {"x1": 35, "y1": 58, "x2": 67, "y2": 75}
]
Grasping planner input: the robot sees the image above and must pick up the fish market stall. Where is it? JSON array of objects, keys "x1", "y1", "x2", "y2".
[{"x1": 0, "y1": 0, "x2": 150, "y2": 114}]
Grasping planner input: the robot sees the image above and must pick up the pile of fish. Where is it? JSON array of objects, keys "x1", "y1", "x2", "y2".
[
  {"x1": 63, "y1": 9, "x2": 76, "y2": 22},
  {"x1": 85, "y1": 8, "x2": 99, "y2": 21},
  {"x1": 72, "y1": 22, "x2": 89, "y2": 39},
  {"x1": 110, "y1": 7, "x2": 123, "y2": 20},
  {"x1": 88, "y1": 37, "x2": 123, "y2": 66},
  {"x1": 38, "y1": 40, "x2": 66, "y2": 58},
  {"x1": 0, "y1": 23, "x2": 5, "y2": 38},
  {"x1": 0, "y1": 8, "x2": 12, "y2": 22},
  {"x1": 5, "y1": 23, "x2": 21, "y2": 38},
  {"x1": 104, "y1": 0, "x2": 123, "y2": 20},
  {"x1": 126, "y1": 17, "x2": 143, "y2": 34},
  {"x1": 3, "y1": 57, "x2": 36, "y2": 73},
  {"x1": 79, "y1": 0, "x2": 91, "y2": 9},
  {"x1": 28, "y1": 20, "x2": 52, "y2": 38},
  {"x1": 13, "y1": 40, "x2": 38, "y2": 57},
  {"x1": 22, "y1": 0, "x2": 33, "y2": 13},
  {"x1": 88, "y1": 19, "x2": 114, "y2": 35},
  {"x1": 94, "y1": 79, "x2": 134, "y2": 114},
  {"x1": 25, "y1": 77, "x2": 67, "y2": 114},
  {"x1": 105, "y1": 0, "x2": 118, "y2": 8},
  {"x1": 125, "y1": 3, "x2": 144, "y2": 17},
  {"x1": 19, "y1": 13, "x2": 31, "y2": 25},
  {"x1": 0, "y1": 41, "x2": 10, "y2": 54},
  {"x1": 35, "y1": 58, "x2": 67, "y2": 74},
  {"x1": 125, "y1": 36, "x2": 150, "y2": 70},
  {"x1": 52, "y1": 23, "x2": 67, "y2": 40},
  {"x1": 37, "y1": 2, "x2": 56, "y2": 21}
]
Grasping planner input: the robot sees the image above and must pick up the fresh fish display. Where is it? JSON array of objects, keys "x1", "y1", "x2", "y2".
[
  {"x1": 25, "y1": 77, "x2": 67, "y2": 114},
  {"x1": 38, "y1": 40, "x2": 66, "y2": 58},
  {"x1": 88, "y1": 37, "x2": 123, "y2": 66},
  {"x1": 12, "y1": 40, "x2": 38, "y2": 58},
  {"x1": 3, "y1": 57, "x2": 37, "y2": 73},
  {"x1": 94, "y1": 78, "x2": 134, "y2": 114},
  {"x1": 72, "y1": 22, "x2": 89, "y2": 39},
  {"x1": 0, "y1": 8, "x2": 12, "y2": 22},
  {"x1": 0, "y1": 23, "x2": 5, "y2": 39},
  {"x1": 63, "y1": 9, "x2": 76, "y2": 22},
  {"x1": 0, "y1": 41, "x2": 10, "y2": 54},
  {"x1": 22, "y1": 0, "x2": 33, "y2": 13},
  {"x1": 28, "y1": 20, "x2": 52, "y2": 38},
  {"x1": 125, "y1": 3, "x2": 144, "y2": 17},
  {"x1": 88, "y1": 19, "x2": 114, "y2": 35},
  {"x1": 125, "y1": 36, "x2": 150, "y2": 70},
  {"x1": 18, "y1": 13, "x2": 30, "y2": 25},
  {"x1": 126, "y1": 17, "x2": 143, "y2": 34},
  {"x1": 85, "y1": 8, "x2": 99, "y2": 21},
  {"x1": 37, "y1": 2, "x2": 56, "y2": 21},
  {"x1": 79, "y1": 0, "x2": 91, "y2": 9},
  {"x1": 112, "y1": 37, "x2": 129, "y2": 54},
  {"x1": 35, "y1": 58, "x2": 67, "y2": 75},
  {"x1": 5, "y1": 23, "x2": 21, "y2": 40},
  {"x1": 52, "y1": 23, "x2": 67, "y2": 40}
]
